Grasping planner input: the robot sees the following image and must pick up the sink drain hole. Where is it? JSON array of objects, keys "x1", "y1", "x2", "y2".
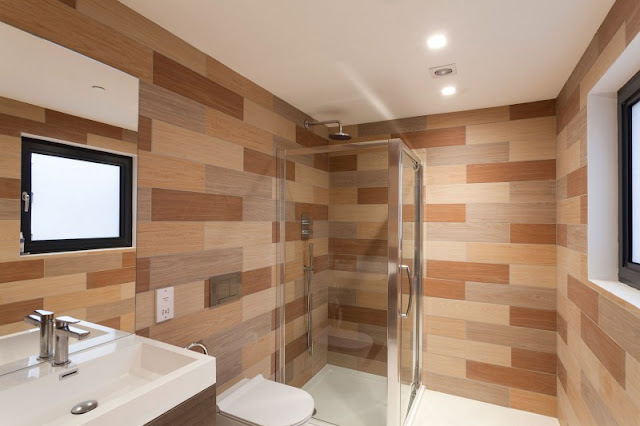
[{"x1": 71, "y1": 400, "x2": 98, "y2": 415}]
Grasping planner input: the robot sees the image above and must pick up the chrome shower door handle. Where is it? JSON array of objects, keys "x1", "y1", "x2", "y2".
[{"x1": 399, "y1": 264, "x2": 413, "y2": 319}]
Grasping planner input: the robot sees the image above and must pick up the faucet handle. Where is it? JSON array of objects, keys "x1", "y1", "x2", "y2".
[
  {"x1": 55, "y1": 316, "x2": 81, "y2": 328},
  {"x1": 25, "y1": 309, "x2": 54, "y2": 326},
  {"x1": 34, "y1": 310, "x2": 54, "y2": 321}
]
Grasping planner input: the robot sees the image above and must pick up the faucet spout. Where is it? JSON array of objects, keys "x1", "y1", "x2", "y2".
[
  {"x1": 54, "y1": 316, "x2": 90, "y2": 366},
  {"x1": 24, "y1": 309, "x2": 55, "y2": 360}
]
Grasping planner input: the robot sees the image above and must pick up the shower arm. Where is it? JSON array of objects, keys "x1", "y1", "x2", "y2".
[{"x1": 304, "y1": 119, "x2": 345, "y2": 134}]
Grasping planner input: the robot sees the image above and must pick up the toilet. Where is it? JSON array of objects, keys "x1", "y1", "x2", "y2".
[{"x1": 216, "y1": 374, "x2": 315, "y2": 426}]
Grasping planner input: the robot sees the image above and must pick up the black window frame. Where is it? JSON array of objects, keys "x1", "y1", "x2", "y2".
[
  {"x1": 619, "y1": 70, "x2": 640, "y2": 289},
  {"x1": 21, "y1": 137, "x2": 133, "y2": 255}
]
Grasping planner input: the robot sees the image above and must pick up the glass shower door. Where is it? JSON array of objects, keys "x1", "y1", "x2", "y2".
[{"x1": 388, "y1": 139, "x2": 422, "y2": 426}]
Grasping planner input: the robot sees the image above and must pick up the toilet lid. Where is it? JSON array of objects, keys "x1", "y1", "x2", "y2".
[{"x1": 218, "y1": 375, "x2": 314, "y2": 426}]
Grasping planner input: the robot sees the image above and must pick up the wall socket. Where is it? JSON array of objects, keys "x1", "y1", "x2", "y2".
[{"x1": 156, "y1": 286, "x2": 174, "y2": 323}]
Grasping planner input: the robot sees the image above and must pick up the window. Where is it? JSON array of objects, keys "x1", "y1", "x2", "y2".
[
  {"x1": 21, "y1": 137, "x2": 133, "y2": 254},
  {"x1": 619, "y1": 70, "x2": 640, "y2": 288}
]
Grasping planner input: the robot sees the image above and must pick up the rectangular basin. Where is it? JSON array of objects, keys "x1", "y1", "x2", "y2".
[{"x1": 0, "y1": 335, "x2": 216, "y2": 425}]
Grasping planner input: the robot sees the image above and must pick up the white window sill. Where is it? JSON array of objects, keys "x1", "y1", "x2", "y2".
[{"x1": 590, "y1": 278, "x2": 640, "y2": 312}]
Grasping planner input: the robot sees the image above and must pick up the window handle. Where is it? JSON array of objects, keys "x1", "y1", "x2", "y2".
[{"x1": 21, "y1": 192, "x2": 30, "y2": 213}]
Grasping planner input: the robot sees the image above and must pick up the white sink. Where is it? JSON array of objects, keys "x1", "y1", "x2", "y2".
[
  {"x1": 0, "y1": 335, "x2": 216, "y2": 425},
  {"x1": 0, "y1": 321, "x2": 127, "y2": 376}
]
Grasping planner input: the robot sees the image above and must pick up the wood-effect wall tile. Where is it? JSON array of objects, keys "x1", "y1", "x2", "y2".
[
  {"x1": 426, "y1": 107, "x2": 510, "y2": 130},
  {"x1": 466, "y1": 360, "x2": 556, "y2": 395},
  {"x1": 510, "y1": 224, "x2": 556, "y2": 244},
  {"x1": 426, "y1": 143, "x2": 509, "y2": 166},
  {"x1": 138, "y1": 151, "x2": 205, "y2": 193},
  {"x1": 139, "y1": 81, "x2": 206, "y2": 133},
  {"x1": 206, "y1": 56, "x2": 273, "y2": 109},
  {"x1": 206, "y1": 108, "x2": 273, "y2": 155},
  {"x1": 509, "y1": 307, "x2": 557, "y2": 331},
  {"x1": 151, "y1": 188, "x2": 242, "y2": 221},
  {"x1": 511, "y1": 348, "x2": 557, "y2": 374},
  {"x1": 86, "y1": 266, "x2": 135, "y2": 289},
  {"x1": 467, "y1": 160, "x2": 556, "y2": 183},
  {"x1": 205, "y1": 164, "x2": 272, "y2": 199},
  {"x1": 397, "y1": 127, "x2": 465, "y2": 149},
  {"x1": 509, "y1": 100, "x2": 556, "y2": 120},
  {"x1": 567, "y1": 276, "x2": 598, "y2": 320},
  {"x1": 427, "y1": 260, "x2": 509, "y2": 284},
  {"x1": 0, "y1": 259, "x2": 44, "y2": 284},
  {"x1": 425, "y1": 204, "x2": 466, "y2": 222}
]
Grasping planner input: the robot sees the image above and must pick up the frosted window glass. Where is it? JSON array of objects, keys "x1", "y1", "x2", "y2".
[
  {"x1": 30, "y1": 153, "x2": 120, "y2": 241},
  {"x1": 632, "y1": 102, "x2": 640, "y2": 263}
]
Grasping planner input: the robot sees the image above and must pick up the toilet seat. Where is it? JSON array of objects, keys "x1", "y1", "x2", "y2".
[{"x1": 217, "y1": 375, "x2": 314, "y2": 426}]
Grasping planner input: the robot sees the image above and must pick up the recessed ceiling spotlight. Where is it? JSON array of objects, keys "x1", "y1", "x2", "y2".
[
  {"x1": 441, "y1": 85, "x2": 456, "y2": 96},
  {"x1": 91, "y1": 85, "x2": 106, "y2": 93},
  {"x1": 427, "y1": 34, "x2": 447, "y2": 50}
]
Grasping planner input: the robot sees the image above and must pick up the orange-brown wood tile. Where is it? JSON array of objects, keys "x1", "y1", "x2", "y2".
[
  {"x1": 153, "y1": 53, "x2": 243, "y2": 120},
  {"x1": 557, "y1": 358, "x2": 568, "y2": 393},
  {"x1": 87, "y1": 266, "x2": 136, "y2": 289},
  {"x1": 557, "y1": 312, "x2": 568, "y2": 343},
  {"x1": 328, "y1": 303, "x2": 386, "y2": 327},
  {"x1": 296, "y1": 126, "x2": 327, "y2": 147},
  {"x1": 45, "y1": 109, "x2": 122, "y2": 140},
  {"x1": 509, "y1": 307, "x2": 557, "y2": 331},
  {"x1": 427, "y1": 260, "x2": 509, "y2": 284},
  {"x1": 566, "y1": 165, "x2": 587, "y2": 197},
  {"x1": 424, "y1": 278, "x2": 466, "y2": 299},
  {"x1": 57, "y1": 0, "x2": 76, "y2": 7},
  {"x1": 425, "y1": 204, "x2": 466, "y2": 222},
  {"x1": 243, "y1": 148, "x2": 276, "y2": 178},
  {"x1": 0, "y1": 298, "x2": 44, "y2": 325},
  {"x1": 284, "y1": 222, "x2": 301, "y2": 242},
  {"x1": 329, "y1": 238, "x2": 387, "y2": 257},
  {"x1": 0, "y1": 177, "x2": 20, "y2": 199},
  {"x1": 466, "y1": 360, "x2": 556, "y2": 396},
  {"x1": 314, "y1": 153, "x2": 329, "y2": 171},
  {"x1": 556, "y1": 87, "x2": 580, "y2": 134},
  {"x1": 295, "y1": 202, "x2": 328, "y2": 221},
  {"x1": 567, "y1": 275, "x2": 598, "y2": 320},
  {"x1": 580, "y1": 195, "x2": 588, "y2": 224},
  {"x1": 556, "y1": 224, "x2": 568, "y2": 247},
  {"x1": 151, "y1": 188, "x2": 242, "y2": 221},
  {"x1": 136, "y1": 257, "x2": 150, "y2": 293},
  {"x1": 511, "y1": 348, "x2": 557, "y2": 375},
  {"x1": 329, "y1": 155, "x2": 357, "y2": 172},
  {"x1": 580, "y1": 313, "x2": 626, "y2": 387},
  {"x1": 396, "y1": 126, "x2": 465, "y2": 149},
  {"x1": 0, "y1": 112, "x2": 86, "y2": 143},
  {"x1": 357, "y1": 187, "x2": 388, "y2": 204},
  {"x1": 467, "y1": 160, "x2": 556, "y2": 183},
  {"x1": 137, "y1": 115, "x2": 152, "y2": 151},
  {"x1": 0, "y1": 259, "x2": 44, "y2": 284},
  {"x1": 510, "y1": 224, "x2": 556, "y2": 244},
  {"x1": 509, "y1": 100, "x2": 556, "y2": 120},
  {"x1": 122, "y1": 252, "x2": 136, "y2": 268},
  {"x1": 243, "y1": 267, "x2": 272, "y2": 296}
]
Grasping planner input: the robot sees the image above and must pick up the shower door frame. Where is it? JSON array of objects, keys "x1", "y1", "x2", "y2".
[{"x1": 387, "y1": 138, "x2": 423, "y2": 426}]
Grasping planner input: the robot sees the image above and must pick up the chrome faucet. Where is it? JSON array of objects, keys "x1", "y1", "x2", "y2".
[
  {"x1": 24, "y1": 309, "x2": 55, "y2": 360},
  {"x1": 54, "y1": 316, "x2": 90, "y2": 366}
]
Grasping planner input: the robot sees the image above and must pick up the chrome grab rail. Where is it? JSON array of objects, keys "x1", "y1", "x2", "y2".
[{"x1": 399, "y1": 264, "x2": 413, "y2": 319}]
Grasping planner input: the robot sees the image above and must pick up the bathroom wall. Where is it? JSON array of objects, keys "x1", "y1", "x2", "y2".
[
  {"x1": 555, "y1": 0, "x2": 640, "y2": 424},
  {"x1": 0, "y1": 0, "x2": 328, "y2": 394},
  {"x1": 327, "y1": 148, "x2": 389, "y2": 377},
  {"x1": 283, "y1": 150, "x2": 330, "y2": 388},
  {"x1": 346, "y1": 100, "x2": 558, "y2": 416},
  {"x1": 0, "y1": 94, "x2": 137, "y2": 335}
]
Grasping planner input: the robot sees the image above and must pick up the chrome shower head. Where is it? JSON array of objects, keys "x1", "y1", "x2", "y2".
[{"x1": 304, "y1": 119, "x2": 352, "y2": 141}]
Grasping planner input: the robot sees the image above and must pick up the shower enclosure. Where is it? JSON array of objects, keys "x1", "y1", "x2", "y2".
[{"x1": 276, "y1": 138, "x2": 423, "y2": 426}]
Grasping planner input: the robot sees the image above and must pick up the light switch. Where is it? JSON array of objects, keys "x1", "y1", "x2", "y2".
[{"x1": 156, "y1": 286, "x2": 174, "y2": 323}]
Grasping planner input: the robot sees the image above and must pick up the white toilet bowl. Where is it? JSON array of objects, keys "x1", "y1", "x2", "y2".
[{"x1": 216, "y1": 374, "x2": 315, "y2": 426}]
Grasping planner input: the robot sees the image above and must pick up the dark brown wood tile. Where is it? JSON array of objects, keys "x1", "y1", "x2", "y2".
[
  {"x1": 397, "y1": 126, "x2": 465, "y2": 149},
  {"x1": 328, "y1": 303, "x2": 386, "y2": 327},
  {"x1": 329, "y1": 155, "x2": 357, "y2": 172},
  {"x1": 152, "y1": 188, "x2": 242, "y2": 221},
  {"x1": 243, "y1": 267, "x2": 272, "y2": 296},
  {"x1": 358, "y1": 116, "x2": 427, "y2": 137},
  {"x1": 566, "y1": 166, "x2": 587, "y2": 197},
  {"x1": 510, "y1": 307, "x2": 557, "y2": 331},
  {"x1": 357, "y1": 187, "x2": 388, "y2": 204},
  {"x1": 0, "y1": 177, "x2": 20, "y2": 199},
  {"x1": 557, "y1": 312, "x2": 568, "y2": 344},
  {"x1": 122, "y1": 252, "x2": 136, "y2": 268},
  {"x1": 567, "y1": 275, "x2": 598, "y2": 320},
  {"x1": 314, "y1": 153, "x2": 329, "y2": 171},
  {"x1": 581, "y1": 313, "x2": 626, "y2": 387},
  {"x1": 0, "y1": 112, "x2": 86, "y2": 143},
  {"x1": 509, "y1": 100, "x2": 556, "y2": 120},
  {"x1": 295, "y1": 202, "x2": 328, "y2": 221},
  {"x1": 557, "y1": 358, "x2": 568, "y2": 393},
  {"x1": 244, "y1": 148, "x2": 276, "y2": 178},
  {"x1": 153, "y1": 53, "x2": 243, "y2": 120},
  {"x1": 45, "y1": 109, "x2": 122, "y2": 140},
  {"x1": 466, "y1": 360, "x2": 556, "y2": 396},
  {"x1": 426, "y1": 204, "x2": 466, "y2": 222},
  {"x1": 580, "y1": 195, "x2": 588, "y2": 224},
  {"x1": 511, "y1": 348, "x2": 557, "y2": 374},
  {"x1": 329, "y1": 238, "x2": 387, "y2": 257},
  {"x1": 467, "y1": 160, "x2": 556, "y2": 183},
  {"x1": 87, "y1": 267, "x2": 136, "y2": 289},
  {"x1": 426, "y1": 260, "x2": 509, "y2": 284},
  {"x1": 424, "y1": 278, "x2": 466, "y2": 299},
  {"x1": 296, "y1": 126, "x2": 327, "y2": 147},
  {"x1": 136, "y1": 257, "x2": 150, "y2": 293},
  {"x1": 137, "y1": 115, "x2": 152, "y2": 151},
  {"x1": 0, "y1": 298, "x2": 44, "y2": 325},
  {"x1": 510, "y1": 224, "x2": 556, "y2": 244},
  {"x1": 557, "y1": 87, "x2": 580, "y2": 134},
  {"x1": 0, "y1": 259, "x2": 44, "y2": 284}
]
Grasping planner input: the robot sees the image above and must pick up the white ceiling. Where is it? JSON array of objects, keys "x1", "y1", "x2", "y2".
[
  {"x1": 120, "y1": 0, "x2": 614, "y2": 125},
  {"x1": 0, "y1": 22, "x2": 139, "y2": 130}
]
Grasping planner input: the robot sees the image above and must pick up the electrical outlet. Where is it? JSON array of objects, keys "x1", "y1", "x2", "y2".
[{"x1": 156, "y1": 286, "x2": 174, "y2": 323}]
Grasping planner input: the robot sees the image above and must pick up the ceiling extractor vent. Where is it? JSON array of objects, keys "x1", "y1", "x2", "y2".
[{"x1": 429, "y1": 63, "x2": 457, "y2": 78}]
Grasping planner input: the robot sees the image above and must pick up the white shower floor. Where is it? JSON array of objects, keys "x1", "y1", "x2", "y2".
[{"x1": 304, "y1": 365, "x2": 559, "y2": 426}]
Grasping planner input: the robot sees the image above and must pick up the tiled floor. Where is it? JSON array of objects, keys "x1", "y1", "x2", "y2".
[{"x1": 305, "y1": 365, "x2": 559, "y2": 426}]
